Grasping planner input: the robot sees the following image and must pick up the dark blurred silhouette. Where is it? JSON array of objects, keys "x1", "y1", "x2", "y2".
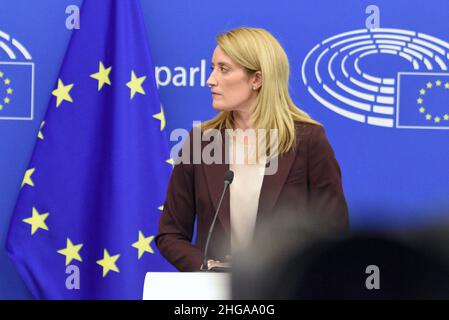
[{"x1": 232, "y1": 209, "x2": 449, "y2": 299}]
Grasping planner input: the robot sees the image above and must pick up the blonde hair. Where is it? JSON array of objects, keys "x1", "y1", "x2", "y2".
[{"x1": 202, "y1": 27, "x2": 320, "y2": 155}]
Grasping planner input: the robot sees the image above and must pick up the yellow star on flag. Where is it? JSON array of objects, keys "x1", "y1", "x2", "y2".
[
  {"x1": 158, "y1": 205, "x2": 164, "y2": 212},
  {"x1": 152, "y1": 104, "x2": 166, "y2": 130},
  {"x1": 436, "y1": 80, "x2": 442, "y2": 86},
  {"x1": 426, "y1": 82, "x2": 433, "y2": 89},
  {"x1": 419, "y1": 89, "x2": 426, "y2": 95},
  {"x1": 166, "y1": 158, "x2": 174, "y2": 168},
  {"x1": 426, "y1": 113, "x2": 432, "y2": 120},
  {"x1": 22, "y1": 207, "x2": 49, "y2": 235},
  {"x1": 419, "y1": 107, "x2": 425, "y2": 113},
  {"x1": 132, "y1": 231, "x2": 155, "y2": 259},
  {"x1": 417, "y1": 98, "x2": 423, "y2": 104},
  {"x1": 0, "y1": 104, "x2": 3, "y2": 110},
  {"x1": 96, "y1": 249, "x2": 120, "y2": 277},
  {"x1": 57, "y1": 238, "x2": 83, "y2": 266},
  {"x1": 90, "y1": 61, "x2": 112, "y2": 91},
  {"x1": 38, "y1": 121, "x2": 45, "y2": 140},
  {"x1": 0, "y1": 71, "x2": 3, "y2": 77},
  {"x1": 445, "y1": 83, "x2": 449, "y2": 89},
  {"x1": 4, "y1": 97, "x2": 10, "y2": 104},
  {"x1": 6, "y1": 88, "x2": 12, "y2": 94},
  {"x1": 444, "y1": 114, "x2": 449, "y2": 121},
  {"x1": 21, "y1": 168, "x2": 35, "y2": 188},
  {"x1": 126, "y1": 70, "x2": 146, "y2": 99},
  {"x1": 435, "y1": 116, "x2": 441, "y2": 123},
  {"x1": 4, "y1": 78, "x2": 10, "y2": 85},
  {"x1": 52, "y1": 79, "x2": 74, "y2": 107}
]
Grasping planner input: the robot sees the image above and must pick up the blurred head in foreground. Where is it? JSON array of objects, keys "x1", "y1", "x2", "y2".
[{"x1": 232, "y1": 209, "x2": 449, "y2": 299}]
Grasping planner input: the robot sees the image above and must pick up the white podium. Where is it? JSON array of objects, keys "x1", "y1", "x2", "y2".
[{"x1": 142, "y1": 272, "x2": 231, "y2": 300}]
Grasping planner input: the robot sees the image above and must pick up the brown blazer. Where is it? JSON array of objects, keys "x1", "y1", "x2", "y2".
[{"x1": 156, "y1": 122, "x2": 349, "y2": 271}]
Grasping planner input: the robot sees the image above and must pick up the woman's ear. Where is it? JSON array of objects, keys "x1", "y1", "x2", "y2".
[{"x1": 252, "y1": 71, "x2": 263, "y2": 90}]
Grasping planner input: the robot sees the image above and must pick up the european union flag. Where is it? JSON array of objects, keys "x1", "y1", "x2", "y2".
[
  {"x1": 0, "y1": 62, "x2": 33, "y2": 120},
  {"x1": 397, "y1": 72, "x2": 449, "y2": 129},
  {"x1": 6, "y1": 0, "x2": 173, "y2": 299}
]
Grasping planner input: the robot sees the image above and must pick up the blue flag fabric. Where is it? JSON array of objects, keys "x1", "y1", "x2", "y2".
[{"x1": 6, "y1": 0, "x2": 173, "y2": 299}]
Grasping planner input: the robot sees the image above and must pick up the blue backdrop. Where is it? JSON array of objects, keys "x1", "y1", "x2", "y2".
[{"x1": 1, "y1": 0, "x2": 449, "y2": 299}]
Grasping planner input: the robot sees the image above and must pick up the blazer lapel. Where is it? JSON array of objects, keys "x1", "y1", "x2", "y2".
[
  {"x1": 256, "y1": 148, "x2": 297, "y2": 226},
  {"x1": 202, "y1": 128, "x2": 230, "y2": 233}
]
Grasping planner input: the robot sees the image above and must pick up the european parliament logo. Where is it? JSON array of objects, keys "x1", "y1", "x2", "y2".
[
  {"x1": 0, "y1": 29, "x2": 34, "y2": 120},
  {"x1": 302, "y1": 28, "x2": 449, "y2": 130}
]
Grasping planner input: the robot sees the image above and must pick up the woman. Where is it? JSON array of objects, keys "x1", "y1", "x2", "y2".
[{"x1": 156, "y1": 27, "x2": 349, "y2": 272}]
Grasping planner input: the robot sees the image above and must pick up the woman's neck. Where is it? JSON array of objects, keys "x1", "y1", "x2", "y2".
[{"x1": 233, "y1": 109, "x2": 253, "y2": 130}]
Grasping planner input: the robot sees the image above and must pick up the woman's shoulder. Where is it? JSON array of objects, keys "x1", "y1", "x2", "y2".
[
  {"x1": 293, "y1": 121, "x2": 336, "y2": 160},
  {"x1": 293, "y1": 120, "x2": 325, "y2": 140}
]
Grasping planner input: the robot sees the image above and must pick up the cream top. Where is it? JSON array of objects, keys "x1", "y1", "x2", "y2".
[{"x1": 229, "y1": 132, "x2": 266, "y2": 252}]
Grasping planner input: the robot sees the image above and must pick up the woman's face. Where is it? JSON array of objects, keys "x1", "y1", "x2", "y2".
[{"x1": 207, "y1": 46, "x2": 258, "y2": 112}]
